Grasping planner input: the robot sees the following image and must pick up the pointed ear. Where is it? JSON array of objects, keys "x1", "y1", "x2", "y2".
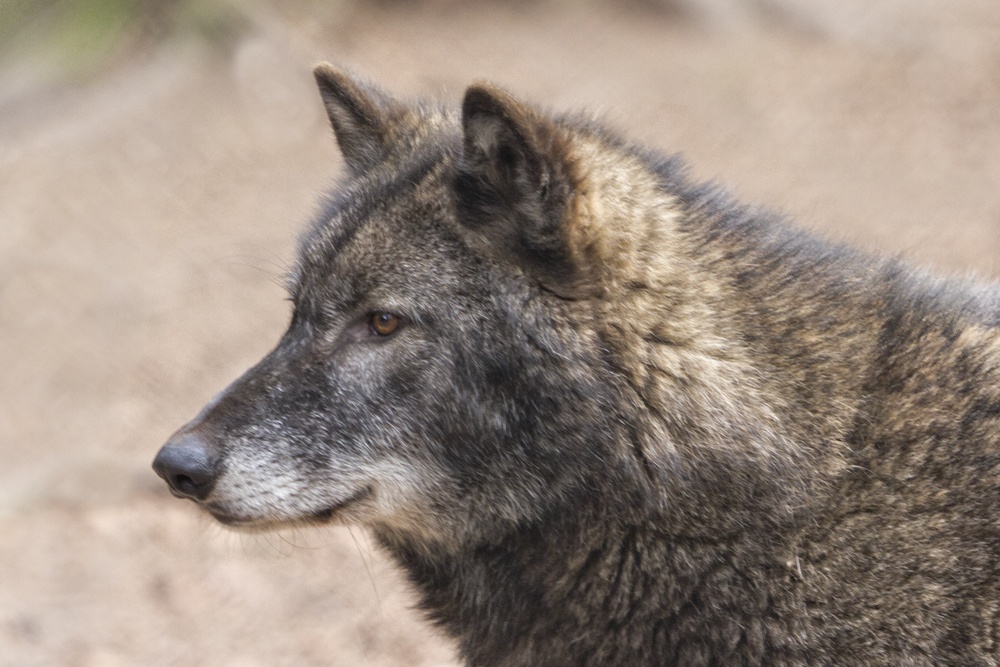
[
  {"x1": 313, "y1": 63, "x2": 402, "y2": 174},
  {"x1": 457, "y1": 83, "x2": 587, "y2": 297}
]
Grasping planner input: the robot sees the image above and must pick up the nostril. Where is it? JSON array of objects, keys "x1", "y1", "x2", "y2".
[
  {"x1": 172, "y1": 474, "x2": 200, "y2": 496},
  {"x1": 152, "y1": 432, "x2": 218, "y2": 501}
]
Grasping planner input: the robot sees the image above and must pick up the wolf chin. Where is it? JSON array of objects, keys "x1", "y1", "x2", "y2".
[{"x1": 153, "y1": 64, "x2": 1000, "y2": 666}]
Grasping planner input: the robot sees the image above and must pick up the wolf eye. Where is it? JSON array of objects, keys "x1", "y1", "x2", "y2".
[{"x1": 369, "y1": 312, "x2": 401, "y2": 337}]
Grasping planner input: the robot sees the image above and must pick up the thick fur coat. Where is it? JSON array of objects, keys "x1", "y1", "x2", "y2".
[{"x1": 153, "y1": 65, "x2": 1000, "y2": 666}]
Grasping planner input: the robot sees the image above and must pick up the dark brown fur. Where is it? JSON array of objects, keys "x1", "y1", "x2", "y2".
[{"x1": 153, "y1": 65, "x2": 1000, "y2": 666}]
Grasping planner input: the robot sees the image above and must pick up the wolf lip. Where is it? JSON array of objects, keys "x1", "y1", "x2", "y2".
[
  {"x1": 208, "y1": 510, "x2": 250, "y2": 527},
  {"x1": 311, "y1": 486, "x2": 373, "y2": 522},
  {"x1": 203, "y1": 487, "x2": 373, "y2": 528}
]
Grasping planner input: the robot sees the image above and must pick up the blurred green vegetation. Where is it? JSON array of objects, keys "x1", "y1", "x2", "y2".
[
  {"x1": 0, "y1": 0, "x2": 583, "y2": 82},
  {"x1": 0, "y1": 0, "x2": 251, "y2": 78}
]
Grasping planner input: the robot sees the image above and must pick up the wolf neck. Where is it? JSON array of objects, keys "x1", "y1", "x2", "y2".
[
  {"x1": 378, "y1": 498, "x2": 801, "y2": 667},
  {"x1": 565, "y1": 142, "x2": 886, "y2": 536}
]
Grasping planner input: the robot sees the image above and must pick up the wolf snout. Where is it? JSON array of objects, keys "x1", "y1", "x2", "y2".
[{"x1": 152, "y1": 432, "x2": 218, "y2": 501}]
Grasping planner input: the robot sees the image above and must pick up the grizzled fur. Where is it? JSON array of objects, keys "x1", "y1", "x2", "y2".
[{"x1": 156, "y1": 64, "x2": 1000, "y2": 666}]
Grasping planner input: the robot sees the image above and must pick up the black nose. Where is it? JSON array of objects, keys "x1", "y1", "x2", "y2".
[{"x1": 152, "y1": 432, "x2": 218, "y2": 501}]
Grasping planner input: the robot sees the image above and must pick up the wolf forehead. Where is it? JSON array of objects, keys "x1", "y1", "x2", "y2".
[{"x1": 289, "y1": 151, "x2": 466, "y2": 310}]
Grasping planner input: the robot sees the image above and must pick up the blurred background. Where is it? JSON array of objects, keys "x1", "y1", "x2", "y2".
[{"x1": 1, "y1": 1, "x2": 998, "y2": 665}]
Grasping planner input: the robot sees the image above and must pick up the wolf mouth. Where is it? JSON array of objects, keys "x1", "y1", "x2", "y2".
[
  {"x1": 309, "y1": 486, "x2": 374, "y2": 523},
  {"x1": 206, "y1": 486, "x2": 373, "y2": 528}
]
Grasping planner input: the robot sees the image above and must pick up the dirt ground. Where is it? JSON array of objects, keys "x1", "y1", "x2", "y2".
[{"x1": 1, "y1": 1, "x2": 999, "y2": 665}]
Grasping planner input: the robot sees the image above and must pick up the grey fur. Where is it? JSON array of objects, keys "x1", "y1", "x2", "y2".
[{"x1": 154, "y1": 66, "x2": 1000, "y2": 666}]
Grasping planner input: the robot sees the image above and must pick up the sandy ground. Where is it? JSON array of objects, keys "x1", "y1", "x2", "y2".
[{"x1": 1, "y1": 1, "x2": 999, "y2": 665}]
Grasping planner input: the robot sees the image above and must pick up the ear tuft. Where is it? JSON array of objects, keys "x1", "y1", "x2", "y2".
[
  {"x1": 313, "y1": 63, "x2": 397, "y2": 174},
  {"x1": 457, "y1": 83, "x2": 587, "y2": 297},
  {"x1": 460, "y1": 83, "x2": 547, "y2": 202}
]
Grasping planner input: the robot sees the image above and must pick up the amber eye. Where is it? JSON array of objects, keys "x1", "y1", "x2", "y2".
[{"x1": 369, "y1": 312, "x2": 401, "y2": 337}]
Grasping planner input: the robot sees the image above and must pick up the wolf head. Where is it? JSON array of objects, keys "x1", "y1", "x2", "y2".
[
  {"x1": 154, "y1": 66, "x2": 810, "y2": 548},
  {"x1": 153, "y1": 65, "x2": 645, "y2": 545}
]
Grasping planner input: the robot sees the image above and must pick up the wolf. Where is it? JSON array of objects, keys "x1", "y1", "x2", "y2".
[{"x1": 153, "y1": 64, "x2": 1000, "y2": 666}]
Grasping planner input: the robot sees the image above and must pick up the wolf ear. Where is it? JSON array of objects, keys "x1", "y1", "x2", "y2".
[
  {"x1": 457, "y1": 84, "x2": 586, "y2": 297},
  {"x1": 313, "y1": 63, "x2": 402, "y2": 174}
]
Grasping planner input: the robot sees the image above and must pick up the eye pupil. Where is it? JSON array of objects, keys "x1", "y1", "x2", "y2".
[{"x1": 371, "y1": 312, "x2": 400, "y2": 336}]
